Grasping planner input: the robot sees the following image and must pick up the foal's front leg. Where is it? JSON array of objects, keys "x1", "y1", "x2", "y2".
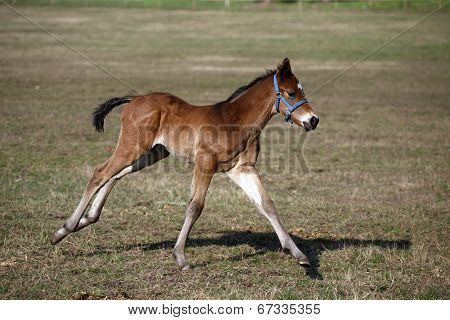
[
  {"x1": 226, "y1": 165, "x2": 310, "y2": 267},
  {"x1": 173, "y1": 156, "x2": 216, "y2": 270}
]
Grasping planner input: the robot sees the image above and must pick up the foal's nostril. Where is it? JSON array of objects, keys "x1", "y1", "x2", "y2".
[
  {"x1": 303, "y1": 121, "x2": 312, "y2": 131},
  {"x1": 310, "y1": 116, "x2": 319, "y2": 129}
]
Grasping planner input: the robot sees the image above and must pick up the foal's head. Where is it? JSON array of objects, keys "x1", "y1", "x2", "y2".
[{"x1": 274, "y1": 58, "x2": 319, "y2": 131}]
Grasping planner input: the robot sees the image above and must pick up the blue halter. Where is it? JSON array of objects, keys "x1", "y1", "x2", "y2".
[{"x1": 273, "y1": 73, "x2": 308, "y2": 122}]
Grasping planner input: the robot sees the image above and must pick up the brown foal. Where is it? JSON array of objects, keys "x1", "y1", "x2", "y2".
[{"x1": 51, "y1": 58, "x2": 319, "y2": 270}]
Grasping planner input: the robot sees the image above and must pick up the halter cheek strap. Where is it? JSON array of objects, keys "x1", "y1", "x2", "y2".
[{"x1": 273, "y1": 73, "x2": 308, "y2": 122}]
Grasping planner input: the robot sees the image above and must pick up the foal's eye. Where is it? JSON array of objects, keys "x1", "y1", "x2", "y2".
[{"x1": 287, "y1": 91, "x2": 295, "y2": 98}]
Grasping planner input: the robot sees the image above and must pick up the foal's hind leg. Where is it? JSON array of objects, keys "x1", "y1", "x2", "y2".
[
  {"x1": 75, "y1": 145, "x2": 170, "y2": 231},
  {"x1": 51, "y1": 160, "x2": 133, "y2": 245},
  {"x1": 50, "y1": 160, "x2": 109, "y2": 244},
  {"x1": 74, "y1": 168, "x2": 127, "y2": 231},
  {"x1": 51, "y1": 133, "x2": 158, "y2": 245},
  {"x1": 226, "y1": 165, "x2": 310, "y2": 267}
]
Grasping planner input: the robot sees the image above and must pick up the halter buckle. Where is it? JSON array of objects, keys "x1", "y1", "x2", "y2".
[{"x1": 284, "y1": 110, "x2": 291, "y2": 122}]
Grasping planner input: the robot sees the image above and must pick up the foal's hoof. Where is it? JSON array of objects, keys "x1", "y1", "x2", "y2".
[
  {"x1": 297, "y1": 256, "x2": 311, "y2": 268},
  {"x1": 50, "y1": 232, "x2": 61, "y2": 245},
  {"x1": 181, "y1": 264, "x2": 191, "y2": 271},
  {"x1": 282, "y1": 248, "x2": 311, "y2": 267},
  {"x1": 50, "y1": 228, "x2": 66, "y2": 245}
]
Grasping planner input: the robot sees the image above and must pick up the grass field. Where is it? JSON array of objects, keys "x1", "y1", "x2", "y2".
[
  {"x1": 4, "y1": 0, "x2": 449, "y2": 12},
  {"x1": 0, "y1": 4, "x2": 449, "y2": 299}
]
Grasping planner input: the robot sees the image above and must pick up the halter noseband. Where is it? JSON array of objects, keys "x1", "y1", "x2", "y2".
[{"x1": 273, "y1": 73, "x2": 308, "y2": 123}]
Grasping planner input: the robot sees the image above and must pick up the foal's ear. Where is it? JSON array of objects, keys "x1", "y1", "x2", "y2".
[{"x1": 278, "y1": 57, "x2": 292, "y2": 78}]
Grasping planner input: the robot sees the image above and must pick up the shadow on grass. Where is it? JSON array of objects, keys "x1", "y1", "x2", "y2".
[{"x1": 84, "y1": 231, "x2": 411, "y2": 280}]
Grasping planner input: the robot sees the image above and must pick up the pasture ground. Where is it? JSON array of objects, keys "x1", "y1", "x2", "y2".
[{"x1": 0, "y1": 5, "x2": 449, "y2": 299}]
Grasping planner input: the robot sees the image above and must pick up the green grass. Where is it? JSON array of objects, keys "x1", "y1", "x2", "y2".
[{"x1": 0, "y1": 6, "x2": 449, "y2": 299}]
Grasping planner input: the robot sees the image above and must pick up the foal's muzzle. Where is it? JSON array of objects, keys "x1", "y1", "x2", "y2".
[{"x1": 303, "y1": 116, "x2": 319, "y2": 131}]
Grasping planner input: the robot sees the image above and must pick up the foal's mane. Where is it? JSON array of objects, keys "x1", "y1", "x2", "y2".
[{"x1": 221, "y1": 69, "x2": 276, "y2": 104}]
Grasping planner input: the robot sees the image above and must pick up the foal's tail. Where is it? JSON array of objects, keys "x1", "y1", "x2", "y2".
[{"x1": 92, "y1": 96, "x2": 133, "y2": 132}]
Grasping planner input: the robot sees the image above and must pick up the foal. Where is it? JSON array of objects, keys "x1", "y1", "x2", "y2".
[{"x1": 51, "y1": 58, "x2": 319, "y2": 269}]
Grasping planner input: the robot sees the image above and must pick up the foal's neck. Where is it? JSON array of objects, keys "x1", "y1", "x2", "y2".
[{"x1": 227, "y1": 75, "x2": 275, "y2": 130}]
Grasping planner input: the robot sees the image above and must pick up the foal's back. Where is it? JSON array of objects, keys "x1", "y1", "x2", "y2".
[{"x1": 119, "y1": 93, "x2": 239, "y2": 163}]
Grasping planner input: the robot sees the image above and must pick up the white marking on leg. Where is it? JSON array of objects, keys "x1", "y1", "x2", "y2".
[
  {"x1": 64, "y1": 193, "x2": 93, "y2": 231},
  {"x1": 227, "y1": 167, "x2": 310, "y2": 265},
  {"x1": 226, "y1": 171, "x2": 262, "y2": 206},
  {"x1": 152, "y1": 135, "x2": 165, "y2": 147},
  {"x1": 113, "y1": 165, "x2": 133, "y2": 179},
  {"x1": 84, "y1": 166, "x2": 132, "y2": 219},
  {"x1": 57, "y1": 166, "x2": 133, "y2": 237},
  {"x1": 88, "y1": 181, "x2": 114, "y2": 215}
]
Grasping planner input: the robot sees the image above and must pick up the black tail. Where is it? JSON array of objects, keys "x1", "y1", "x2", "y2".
[{"x1": 92, "y1": 96, "x2": 133, "y2": 132}]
